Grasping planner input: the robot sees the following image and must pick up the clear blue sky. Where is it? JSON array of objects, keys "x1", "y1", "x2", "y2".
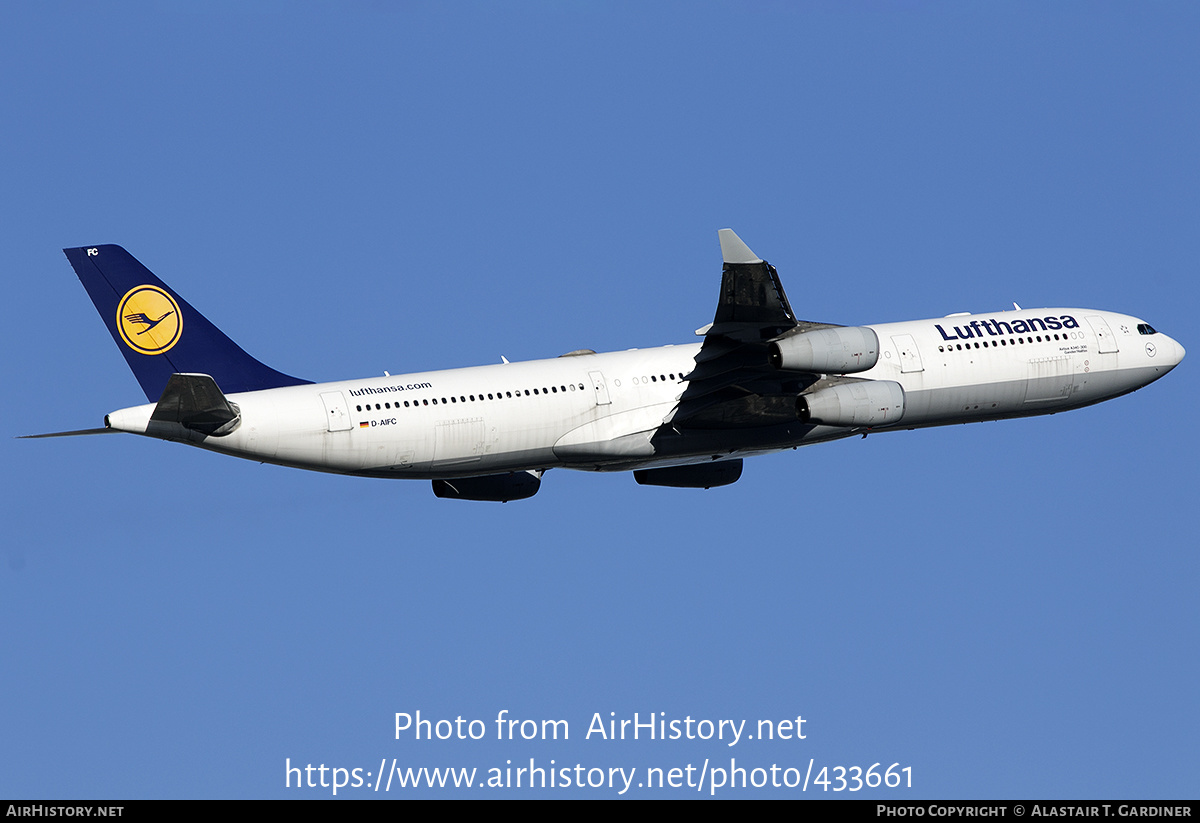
[{"x1": 2, "y1": 2, "x2": 1196, "y2": 798}]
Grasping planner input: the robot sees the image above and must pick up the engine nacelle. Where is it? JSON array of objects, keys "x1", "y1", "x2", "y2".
[
  {"x1": 769, "y1": 326, "x2": 880, "y2": 373},
  {"x1": 634, "y1": 459, "x2": 743, "y2": 489},
  {"x1": 431, "y1": 471, "x2": 542, "y2": 502},
  {"x1": 797, "y1": 381, "x2": 905, "y2": 427}
]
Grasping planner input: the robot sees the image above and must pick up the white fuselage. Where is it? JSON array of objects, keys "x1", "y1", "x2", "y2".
[{"x1": 104, "y1": 308, "x2": 1184, "y2": 479}]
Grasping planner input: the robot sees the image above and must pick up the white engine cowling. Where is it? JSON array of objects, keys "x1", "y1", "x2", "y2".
[
  {"x1": 797, "y1": 380, "x2": 905, "y2": 427},
  {"x1": 769, "y1": 326, "x2": 879, "y2": 373}
]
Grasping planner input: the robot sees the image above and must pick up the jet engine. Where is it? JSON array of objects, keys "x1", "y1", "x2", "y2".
[
  {"x1": 431, "y1": 470, "x2": 542, "y2": 502},
  {"x1": 769, "y1": 326, "x2": 880, "y2": 374},
  {"x1": 797, "y1": 381, "x2": 905, "y2": 427},
  {"x1": 633, "y1": 459, "x2": 743, "y2": 489}
]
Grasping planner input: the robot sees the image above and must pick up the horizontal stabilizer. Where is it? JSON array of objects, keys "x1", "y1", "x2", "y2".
[
  {"x1": 150, "y1": 373, "x2": 241, "y2": 436},
  {"x1": 19, "y1": 428, "x2": 115, "y2": 439}
]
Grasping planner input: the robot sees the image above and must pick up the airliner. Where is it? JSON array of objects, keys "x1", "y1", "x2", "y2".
[{"x1": 32, "y1": 231, "x2": 1184, "y2": 501}]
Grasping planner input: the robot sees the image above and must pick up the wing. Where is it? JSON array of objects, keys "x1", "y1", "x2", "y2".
[{"x1": 670, "y1": 230, "x2": 834, "y2": 428}]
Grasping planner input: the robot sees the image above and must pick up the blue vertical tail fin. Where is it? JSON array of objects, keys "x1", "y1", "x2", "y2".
[{"x1": 64, "y1": 245, "x2": 311, "y2": 401}]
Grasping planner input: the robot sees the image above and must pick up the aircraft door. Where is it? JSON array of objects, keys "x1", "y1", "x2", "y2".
[
  {"x1": 588, "y1": 371, "x2": 612, "y2": 406},
  {"x1": 892, "y1": 334, "x2": 924, "y2": 373},
  {"x1": 320, "y1": 391, "x2": 353, "y2": 432},
  {"x1": 1086, "y1": 316, "x2": 1119, "y2": 353}
]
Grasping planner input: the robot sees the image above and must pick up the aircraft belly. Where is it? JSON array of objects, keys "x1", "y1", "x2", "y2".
[
  {"x1": 578, "y1": 422, "x2": 841, "y2": 472},
  {"x1": 1071, "y1": 364, "x2": 1167, "y2": 402}
]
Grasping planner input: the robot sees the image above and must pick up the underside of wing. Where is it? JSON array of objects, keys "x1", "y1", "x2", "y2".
[{"x1": 671, "y1": 230, "x2": 834, "y2": 429}]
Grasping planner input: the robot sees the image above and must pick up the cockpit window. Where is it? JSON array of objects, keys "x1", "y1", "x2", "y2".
[{"x1": 1137, "y1": 323, "x2": 1158, "y2": 335}]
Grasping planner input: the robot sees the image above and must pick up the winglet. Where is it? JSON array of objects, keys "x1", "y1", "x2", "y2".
[{"x1": 718, "y1": 229, "x2": 762, "y2": 265}]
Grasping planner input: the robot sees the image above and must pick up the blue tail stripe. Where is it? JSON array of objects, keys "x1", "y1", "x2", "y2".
[{"x1": 64, "y1": 245, "x2": 311, "y2": 401}]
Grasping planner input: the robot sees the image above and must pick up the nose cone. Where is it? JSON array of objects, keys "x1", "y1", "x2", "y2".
[{"x1": 1164, "y1": 335, "x2": 1185, "y2": 368}]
